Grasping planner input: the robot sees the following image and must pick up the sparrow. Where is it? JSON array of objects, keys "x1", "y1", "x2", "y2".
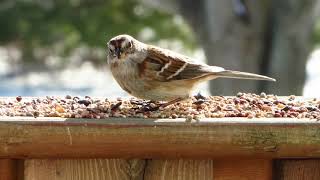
[{"x1": 107, "y1": 34, "x2": 275, "y2": 107}]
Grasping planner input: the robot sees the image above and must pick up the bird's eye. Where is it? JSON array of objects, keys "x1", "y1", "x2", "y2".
[{"x1": 108, "y1": 48, "x2": 113, "y2": 54}]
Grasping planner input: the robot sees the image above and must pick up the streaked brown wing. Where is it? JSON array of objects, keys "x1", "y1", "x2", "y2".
[{"x1": 139, "y1": 46, "x2": 218, "y2": 81}]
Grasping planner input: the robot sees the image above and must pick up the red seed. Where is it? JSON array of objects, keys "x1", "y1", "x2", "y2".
[{"x1": 16, "y1": 96, "x2": 22, "y2": 102}]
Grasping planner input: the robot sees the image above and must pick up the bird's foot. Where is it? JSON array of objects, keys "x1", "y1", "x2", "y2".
[
  {"x1": 132, "y1": 98, "x2": 184, "y2": 113},
  {"x1": 194, "y1": 92, "x2": 207, "y2": 100},
  {"x1": 193, "y1": 93, "x2": 208, "y2": 105},
  {"x1": 131, "y1": 99, "x2": 160, "y2": 113}
]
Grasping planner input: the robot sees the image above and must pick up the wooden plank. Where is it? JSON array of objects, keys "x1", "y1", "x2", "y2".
[
  {"x1": 137, "y1": 159, "x2": 272, "y2": 180},
  {"x1": 144, "y1": 159, "x2": 213, "y2": 180},
  {"x1": 0, "y1": 117, "x2": 320, "y2": 158},
  {"x1": 274, "y1": 159, "x2": 320, "y2": 180},
  {"x1": 0, "y1": 159, "x2": 18, "y2": 180},
  {"x1": 212, "y1": 159, "x2": 272, "y2": 180},
  {"x1": 24, "y1": 159, "x2": 145, "y2": 180}
]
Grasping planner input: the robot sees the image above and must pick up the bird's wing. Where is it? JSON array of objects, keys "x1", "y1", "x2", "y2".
[{"x1": 138, "y1": 45, "x2": 224, "y2": 81}]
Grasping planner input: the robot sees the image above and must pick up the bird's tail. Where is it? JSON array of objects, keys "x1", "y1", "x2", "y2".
[{"x1": 214, "y1": 70, "x2": 276, "y2": 81}]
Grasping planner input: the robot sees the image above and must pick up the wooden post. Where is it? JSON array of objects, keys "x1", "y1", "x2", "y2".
[
  {"x1": 274, "y1": 160, "x2": 320, "y2": 180},
  {"x1": 0, "y1": 159, "x2": 18, "y2": 180}
]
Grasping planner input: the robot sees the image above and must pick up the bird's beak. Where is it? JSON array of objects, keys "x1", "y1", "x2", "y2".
[{"x1": 115, "y1": 47, "x2": 121, "y2": 59}]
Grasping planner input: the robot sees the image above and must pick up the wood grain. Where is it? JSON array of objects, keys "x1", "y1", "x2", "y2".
[
  {"x1": 0, "y1": 117, "x2": 320, "y2": 158},
  {"x1": 144, "y1": 159, "x2": 213, "y2": 180},
  {"x1": 274, "y1": 160, "x2": 320, "y2": 180},
  {"x1": 25, "y1": 159, "x2": 272, "y2": 180},
  {"x1": 0, "y1": 159, "x2": 18, "y2": 180},
  {"x1": 24, "y1": 159, "x2": 145, "y2": 180},
  {"x1": 213, "y1": 159, "x2": 272, "y2": 180}
]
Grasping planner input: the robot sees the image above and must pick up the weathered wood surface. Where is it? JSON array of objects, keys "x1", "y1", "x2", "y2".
[
  {"x1": 17, "y1": 158, "x2": 320, "y2": 180},
  {"x1": 25, "y1": 159, "x2": 145, "y2": 180},
  {"x1": 274, "y1": 160, "x2": 320, "y2": 180},
  {"x1": 0, "y1": 117, "x2": 320, "y2": 158},
  {"x1": 145, "y1": 159, "x2": 272, "y2": 180},
  {"x1": 24, "y1": 159, "x2": 273, "y2": 180},
  {"x1": 0, "y1": 159, "x2": 23, "y2": 180},
  {"x1": 144, "y1": 159, "x2": 214, "y2": 180},
  {"x1": 0, "y1": 159, "x2": 16, "y2": 180},
  {"x1": 212, "y1": 159, "x2": 272, "y2": 180}
]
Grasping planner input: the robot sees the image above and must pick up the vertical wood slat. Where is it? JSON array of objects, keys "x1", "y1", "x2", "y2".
[
  {"x1": 274, "y1": 160, "x2": 320, "y2": 180},
  {"x1": 144, "y1": 159, "x2": 214, "y2": 180},
  {"x1": 24, "y1": 159, "x2": 145, "y2": 180},
  {"x1": 0, "y1": 159, "x2": 19, "y2": 180},
  {"x1": 212, "y1": 159, "x2": 272, "y2": 180},
  {"x1": 144, "y1": 159, "x2": 272, "y2": 180}
]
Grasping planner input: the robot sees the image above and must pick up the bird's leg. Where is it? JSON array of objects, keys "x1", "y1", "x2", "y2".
[
  {"x1": 135, "y1": 98, "x2": 184, "y2": 113},
  {"x1": 133, "y1": 100, "x2": 159, "y2": 112},
  {"x1": 193, "y1": 92, "x2": 208, "y2": 105},
  {"x1": 194, "y1": 92, "x2": 207, "y2": 100},
  {"x1": 159, "y1": 97, "x2": 184, "y2": 109}
]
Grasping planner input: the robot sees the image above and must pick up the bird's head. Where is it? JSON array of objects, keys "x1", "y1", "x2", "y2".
[{"x1": 107, "y1": 34, "x2": 135, "y2": 62}]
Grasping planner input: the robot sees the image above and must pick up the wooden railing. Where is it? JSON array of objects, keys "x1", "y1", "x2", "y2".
[{"x1": 0, "y1": 117, "x2": 320, "y2": 179}]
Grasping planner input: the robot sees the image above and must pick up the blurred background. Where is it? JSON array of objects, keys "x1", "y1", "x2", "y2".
[{"x1": 0, "y1": 0, "x2": 320, "y2": 98}]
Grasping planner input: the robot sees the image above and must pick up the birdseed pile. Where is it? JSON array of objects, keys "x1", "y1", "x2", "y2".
[{"x1": 0, "y1": 93, "x2": 320, "y2": 120}]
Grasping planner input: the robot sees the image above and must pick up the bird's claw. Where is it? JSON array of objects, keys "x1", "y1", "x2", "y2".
[{"x1": 131, "y1": 99, "x2": 161, "y2": 113}]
